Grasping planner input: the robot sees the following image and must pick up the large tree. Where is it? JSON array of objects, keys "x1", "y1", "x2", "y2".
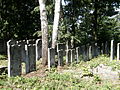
[{"x1": 38, "y1": 0, "x2": 48, "y2": 66}]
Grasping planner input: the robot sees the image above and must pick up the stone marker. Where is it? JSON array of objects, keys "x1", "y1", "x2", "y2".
[
  {"x1": 48, "y1": 48, "x2": 55, "y2": 69},
  {"x1": 36, "y1": 39, "x2": 42, "y2": 61},
  {"x1": 117, "y1": 43, "x2": 120, "y2": 60},
  {"x1": 110, "y1": 40, "x2": 114, "y2": 61},
  {"x1": 58, "y1": 50, "x2": 63, "y2": 66}
]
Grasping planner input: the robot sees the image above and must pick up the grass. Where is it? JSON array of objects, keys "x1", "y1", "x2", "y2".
[
  {"x1": 0, "y1": 55, "x2": 7, "y2": 67},
  {"x1": 0, "y1": 55, "x2": 120, "y2": 89}
]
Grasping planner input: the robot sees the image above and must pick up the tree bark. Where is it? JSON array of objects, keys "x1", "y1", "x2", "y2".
[
  {"x1": 52, "y1": 0, "x2": 61, "y2": 48},
  {"x1": 38, "y1": 0, "x2": 48, "y2": 66}
]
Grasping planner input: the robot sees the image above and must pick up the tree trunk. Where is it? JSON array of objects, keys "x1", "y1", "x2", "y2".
[
  {"x1": 52, "y1": 0, "x2": 61, "y2": 48},
  {"x1": 38, "y1": 0, "x2": 48, "y2": 66}
]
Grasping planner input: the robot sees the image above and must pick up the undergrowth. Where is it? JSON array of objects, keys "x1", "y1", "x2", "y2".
[{"x1": 0, "y1": 55, "x2": 120, "y2": 89}]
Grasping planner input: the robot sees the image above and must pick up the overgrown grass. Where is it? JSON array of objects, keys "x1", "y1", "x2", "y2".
[
  {"x1": 0, "y1": 55, "x2": 120, "y2": 89},
  {"x1": 72, "y1": 55, "x2": 120, "y2": 70}
]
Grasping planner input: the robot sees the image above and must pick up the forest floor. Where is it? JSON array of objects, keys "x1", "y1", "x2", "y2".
[{"x1": 0, "y1": 55, "x2": 120, "y2": 89}]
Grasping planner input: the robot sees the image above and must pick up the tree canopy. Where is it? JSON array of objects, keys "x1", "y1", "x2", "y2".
[{"x1": 0, "y1": 0, "x2": 120, "y2": 44}]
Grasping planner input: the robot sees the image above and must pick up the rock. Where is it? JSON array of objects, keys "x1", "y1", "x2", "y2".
[{"x1": 92, "y1": 64, "x2": 120, "y2": 80}]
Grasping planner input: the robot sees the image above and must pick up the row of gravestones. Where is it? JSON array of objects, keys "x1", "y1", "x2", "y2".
[
  {"x1": 7, "y1": 39, "x2": 42, "y2": 77},
  {"x1": 7, "y1": 39, "x2": 110, "y2": 77},
  {"x1": 48, "y1": 42, "x2": 110, "y2": 69}
]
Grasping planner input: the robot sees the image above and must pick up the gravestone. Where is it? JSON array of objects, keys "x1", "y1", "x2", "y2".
[
  {"x1": 58, "y1": 50, "x2": 63, "y2": 66},
  {"x1": 7, "y1": 42, "x2": 22, "y2": 77},
  {"x1": 48, "y1": 48, "x2": 55, "y2": 69},
  {"x1": 36, "y1": 39, "x2": 42, "y2": 61},
  {"x1": 28, "y1": 44, "x2": 36, "y2": 72}
]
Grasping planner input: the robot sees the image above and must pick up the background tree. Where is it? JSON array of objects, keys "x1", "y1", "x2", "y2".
[{"x1": 52, "y1": 0, "x2": 61, "y2": 48}]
